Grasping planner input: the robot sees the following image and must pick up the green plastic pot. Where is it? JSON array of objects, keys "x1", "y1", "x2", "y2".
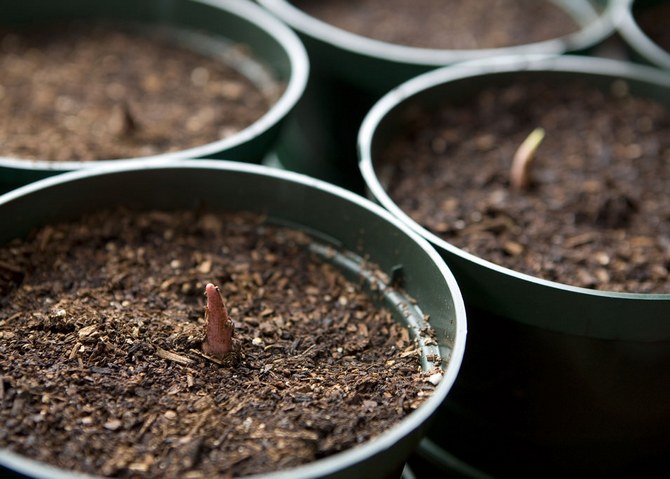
[
  {"x1": 0, "y1": 0, "x2": 309, "y2": 193},
  {"x1": 0, "y1": 159, "x2": 466, "y2": 479},
  {"x1": 614, "y1": 0, "x2": 670, "y2": 69},
  {"x1": 257, "y1": 0, "x2": 616, "y2": 191},
  {"x1": 359, "y1": 55, "x2": 670, "y2": 477}
]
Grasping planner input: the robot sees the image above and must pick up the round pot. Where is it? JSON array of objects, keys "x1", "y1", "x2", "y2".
[
  {"x1": 257, "y1": 0, "x2": 616, "y2": 191},
  {"x1": 0, "y1": 159, "x2": 466, "y2": 479},
  {"x1": 0, "y1": 0, "x2": 309, "y2": 192},
  {"x1": 614, "y1": 0, "x2": 670, "y2": 69},
  {"x1": 359, "y1": 55, "x2": 670, "y2": 477},
  {"x1": 259, "y1": 0, "x2": 614, "y2": 92}
]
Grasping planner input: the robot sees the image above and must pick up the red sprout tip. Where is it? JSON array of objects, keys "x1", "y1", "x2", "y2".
[{"x1": 202, "y1": 283, "x2": 235, "y2": 359}]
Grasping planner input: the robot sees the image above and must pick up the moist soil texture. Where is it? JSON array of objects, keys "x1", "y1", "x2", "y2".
[
  {"x1": 379, "y1": 78, "x2": 670, "y2": 293},
  {"x1": 292, "y1": 0, "x2": 580, "y2": 49},
  {"x1": 0, "y1": 209, "x2": 436, "y2": 478},
  {"x1": 0, "y1": 22, "x2": 279, "y2": 161}
]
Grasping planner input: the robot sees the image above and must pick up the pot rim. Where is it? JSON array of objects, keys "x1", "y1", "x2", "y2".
[
  {"x1": 0, "y1": 0, "x2": 309, "y2": 171},
  {"x1": 613, "y1": 0, "x2": 670, "y2": 70},
  {"x1": 0, "y1": 158, "x2": 467, "y2": 479},
  {"x1": 358, "y1": 55, "x2": 670, "y2": 315},
  {"x1": 257, "y1": 0, "x2": 615, "y2": 66}
]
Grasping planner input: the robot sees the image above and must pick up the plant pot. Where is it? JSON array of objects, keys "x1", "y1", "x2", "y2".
[
  {"x1": 614, "y1": 0, "x2": 670, "y2": 69},
  {"x1": 0, "y1": 0, "x2": 309, "y2": 193},
  {"x1": 359, "y1": 55, "x2": 670, "y2": 477},
  {"x1": 257, "y1": 0, "x2": 616, "y2": 191},
  {"x1": 0, "y1": 159, "x2": 466, "y2": 479}
]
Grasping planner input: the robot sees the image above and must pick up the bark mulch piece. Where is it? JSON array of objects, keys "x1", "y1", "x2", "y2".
[{"x1": 0, "y1": 209, "x2": 436, "y2": 478}]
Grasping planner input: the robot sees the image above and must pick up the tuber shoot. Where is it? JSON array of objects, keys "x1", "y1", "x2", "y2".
[
  {"x1": 202, "y1": 283, "x2": 237, "y2": 360},
  {"x1": 511, "y1": 127, "x2": 545, "y2": 191}
]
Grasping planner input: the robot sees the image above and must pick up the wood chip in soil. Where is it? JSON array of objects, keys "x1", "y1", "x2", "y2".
[
  {"x1": 379, "y1": 78, "x2": 670, "y2": 293},
  {"x1": 0, "y1": 209, "x2": 437, "y2": 478}
]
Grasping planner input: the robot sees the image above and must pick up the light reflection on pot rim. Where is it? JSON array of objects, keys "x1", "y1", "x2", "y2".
[
  {"x1": 257, "y1": 0, "x2": 616, "y2": 66},
  {"x1": 0, "y1": 0, "x2": 310, "y2": 171},
  {"x1": 0, "y1": 158, "x2": 467, "y2": 479},
  {"x1": 358, "y1": 54, "x2": 670, "y2": 337}
]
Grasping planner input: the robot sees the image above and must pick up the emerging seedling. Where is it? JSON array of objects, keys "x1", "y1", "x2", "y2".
[
  {"x1": 202, "y1": 283, "x2": 239, "y2": 361},
  {"x1": 110, "y1": 101, "x2": 138, "y2": 137},
  {"x1": 510, "y1": 127, "x2": 545, "y2": 191}
]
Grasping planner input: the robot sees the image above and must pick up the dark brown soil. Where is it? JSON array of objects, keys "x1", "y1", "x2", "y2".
[
  {"x1": 292, "y1": 0, "x2": 580, "y2": 49},
  {"x1": 635, "y1": 2, "x2": 670, "y2": 54},
  {"x1": 0, "y1": 209, "x2": 436, "y2": 477},
  {"x1": 378, "y1": 78, "x2": 670, "y2": 293},
  {"x1": 0, "y1": 22, "x2": 280, "y2": 161}
]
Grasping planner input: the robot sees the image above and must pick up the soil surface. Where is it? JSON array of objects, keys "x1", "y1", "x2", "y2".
[
  {"x1": 292, "y1": 0, "x2": 580, "y2": 49},
  {"x1": 0, "y1": 22, "x2": 279, "y2": 161},
  {"x1": 379, "y1": 78, "x2": 670, "y2": 293},
  {"x1": 0, "y1": 209, "x2": 436, "y2": 478},
  {"x1": 635, "y1": 2, "x2": 670, "y2": 54}
]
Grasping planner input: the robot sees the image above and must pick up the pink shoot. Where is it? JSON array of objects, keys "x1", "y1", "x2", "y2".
[{"x1": 202, "y1": 283, "x2": 235, "y2": 359}]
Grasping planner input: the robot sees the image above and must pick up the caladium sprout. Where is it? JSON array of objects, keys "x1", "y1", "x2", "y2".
[
  {"x1": 511, "y1": 127, "x2": 545, "y2": 191},
  {"x1": 202, "y1": 283, "x2": 236, "y2": 359}
]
